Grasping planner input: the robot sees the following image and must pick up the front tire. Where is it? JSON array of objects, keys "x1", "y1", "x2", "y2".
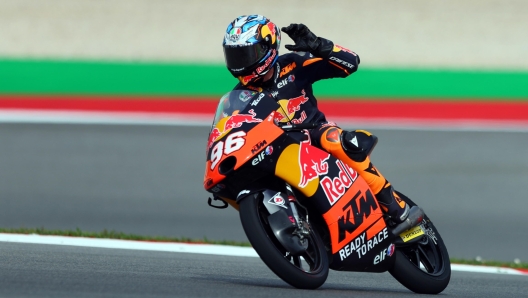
[
  {"x1": 389, "y1": 193, "x2": 451, "y2": 294},
  {"x1": 239, "y1": 193, "x2": 329, "y2": 289}
]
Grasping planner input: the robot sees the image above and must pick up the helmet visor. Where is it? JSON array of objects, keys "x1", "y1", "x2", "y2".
[{"x1": 224, "y1": 43, "x2": 269, "y2": 73}]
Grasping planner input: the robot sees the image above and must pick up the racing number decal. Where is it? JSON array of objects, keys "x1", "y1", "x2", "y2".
[{"x1": 210, "y1": 131, "x2": 246, "y2": 170}]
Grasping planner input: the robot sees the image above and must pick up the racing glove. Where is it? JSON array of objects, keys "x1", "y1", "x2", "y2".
[{"x1": 281, "y1": 23, "x2": 334, "y2": 58}]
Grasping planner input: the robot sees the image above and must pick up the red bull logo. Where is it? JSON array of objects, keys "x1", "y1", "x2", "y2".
[
  {"x1": 207, "y1": 109, "x2": 262, "y2": 149},
  {"x1": 256, "y1": 49, "x2": 277, "y2": 74},
  {"x1": 333, "y1": 44, "x2": 357, "y2": 56},
  {"x1": 275, "y1": 90, "x2": 309, "y2": 124},
  {"x1": 298, "y1": 134, "x2": 330, "y2": 188},
  {"x1": 267, "y1": 22, "x2": 276, "y2": 36}
]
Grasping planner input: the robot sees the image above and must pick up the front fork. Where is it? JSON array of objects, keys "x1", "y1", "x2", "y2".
[{"x1": 260, "y1": 183, "x2": 310, "y2": 255}]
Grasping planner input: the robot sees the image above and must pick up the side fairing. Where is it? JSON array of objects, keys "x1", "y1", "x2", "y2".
[{"x1": 273, "y1": 135, "x2": 396, "y2": 272}]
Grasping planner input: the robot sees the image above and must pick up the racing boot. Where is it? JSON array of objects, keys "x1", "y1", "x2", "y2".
[
  {"x1": 376, "y1": 182, "x2": 425, "y2": 235},
  {"x1": 376, "y1": 182, "x2": 409, "y2": 223}
]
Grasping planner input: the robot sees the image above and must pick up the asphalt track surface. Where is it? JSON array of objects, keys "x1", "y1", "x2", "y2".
[
  {"x1": 1, "y1": 123, "x2": 528, "y2": 263},
  {"x1": 1, "y1": 242, "x2": 528, "y2": 298}
]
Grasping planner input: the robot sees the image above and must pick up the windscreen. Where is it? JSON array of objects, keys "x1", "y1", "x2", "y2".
[{"x1": 211, "y1": 90, "x2": 258, "y2": 127}]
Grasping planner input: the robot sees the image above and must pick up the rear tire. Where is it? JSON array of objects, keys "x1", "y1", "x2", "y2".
[
  {"x1": 389, "y1": 193, "x2": 451, "y2": 294},
  {"x1": 239, "y1": 193, "x2": 329, "y2": 289}
]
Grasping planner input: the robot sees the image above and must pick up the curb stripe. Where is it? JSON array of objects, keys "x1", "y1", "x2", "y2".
[
  {"x1": 2, "y1": 96, "x2": 528, "y2": 121},
  {"x1": 1, "y1": 233, "x2": 527, "y2": 276}
]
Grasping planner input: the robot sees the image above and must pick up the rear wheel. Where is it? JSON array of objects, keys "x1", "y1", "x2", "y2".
[
  {"x1": 239, "y1": 193, "x2": 329, "y2": 289},
  {"x1": 389, "y1": 193, "x2": 451, "y2": 294}
]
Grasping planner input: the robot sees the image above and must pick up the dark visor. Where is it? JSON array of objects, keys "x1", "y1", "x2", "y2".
[{"x1": 224, "y1": 43, "x2": 268, "y2": 73}]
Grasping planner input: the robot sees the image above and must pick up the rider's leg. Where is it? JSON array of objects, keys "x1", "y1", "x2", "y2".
[{"x1": 316, "y1": 126, "x2": 409, "y2": 223}]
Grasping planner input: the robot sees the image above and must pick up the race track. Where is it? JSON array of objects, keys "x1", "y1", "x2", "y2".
[
  {"x1": 1, "y1": 123, "x2": 527, "y2": 262},
  {"x1": 1, "y1": 242, "x2": 528, "y2": 298}
]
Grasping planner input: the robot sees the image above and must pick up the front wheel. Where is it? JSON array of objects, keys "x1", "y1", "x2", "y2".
[
  {"x1": 239, "y1": 193, "x2": 329, "y2": 289},
  {"x1": 389, "y1": 193, "x2": 451, "y2": 294}
]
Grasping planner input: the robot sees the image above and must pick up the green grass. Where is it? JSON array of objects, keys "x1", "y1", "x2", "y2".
[
  {"x1": 1, "y1": 227, "x2": 526, "y2": 270},
  {"x1": 1, "y1": 58, "x2": 528, "y2": 98}
]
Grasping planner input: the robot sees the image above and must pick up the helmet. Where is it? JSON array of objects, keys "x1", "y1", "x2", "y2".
[{"x1": 223, "y1": 15, "x2": 281, "y2": 85}]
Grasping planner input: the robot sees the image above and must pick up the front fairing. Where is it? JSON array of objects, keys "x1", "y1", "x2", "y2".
[{"x1": 204, "y1": 90, "x2": 284, "y2": 197}]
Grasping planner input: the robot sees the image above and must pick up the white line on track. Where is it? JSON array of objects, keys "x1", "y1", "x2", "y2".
[
  {"x1": 1, "y1": 233, "x2": 527, "y2": 276},
  {"x1": 1, "y1": 109, "x2": 528, "y2": 132}
]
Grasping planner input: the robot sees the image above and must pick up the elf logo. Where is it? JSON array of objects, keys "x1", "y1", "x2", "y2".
[
  {"x1": 373, "y1": 243, "x2": 395, "y2": 265},
  {"x1": 277, "y1": 75, "x2": 295, "y2": 88},
  {"x1": 252, "y1": 146, "x2": 274, "y2": 165}
]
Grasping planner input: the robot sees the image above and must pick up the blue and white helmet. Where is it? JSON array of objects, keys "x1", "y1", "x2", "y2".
[{"x1": 223, "y1": 15, "x2": 281, "y2": 85}]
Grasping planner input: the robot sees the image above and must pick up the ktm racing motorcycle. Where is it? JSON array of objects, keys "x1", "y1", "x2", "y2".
[{"x1": 204, "y1": 90, "x2": 451, "y2": 294}]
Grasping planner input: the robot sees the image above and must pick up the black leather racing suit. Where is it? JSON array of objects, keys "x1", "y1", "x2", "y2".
[{"x1": 234, "y1": 43, "x2": 360, "y2": 137}]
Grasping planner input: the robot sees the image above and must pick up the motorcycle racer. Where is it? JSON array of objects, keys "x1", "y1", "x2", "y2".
[{"x1": 222, "y1": 15, "x2": 422, "y2": 227}]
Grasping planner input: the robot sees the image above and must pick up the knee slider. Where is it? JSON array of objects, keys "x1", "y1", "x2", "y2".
[{"x1": 341, "y1": 130, "x2": 378, "y2": 162}]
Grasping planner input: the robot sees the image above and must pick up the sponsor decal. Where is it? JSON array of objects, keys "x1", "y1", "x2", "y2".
[
  {"x1": 324, "y1": 187, "x2": 383, "y2": 253},
  {"x1": 290, "y1": 111, "x2": 307, "y2": 124},
  {"x1": 298, "y1": 136, "x2": 330, "y2": 187},
  {"x1": 252, "y1": 145, "x2": 273, "y2": 165},
  {"x1": 277, "y1": 74, "x2": 294, "y2": 88},
  {"x1": 324, "y1": 127, "x2": 340, "y2": 143},
  {"x1": 207, "y1": 109, "x2": 262, "y2": 149},
  {"x1": 373, "y1": 243, "x2": 395, "y2": 265},
  {"x1": 256, "y1": 49, "x2": 277, "y2": 74},
  {"x1": 329, "y1": 56, "x2": 355, "y2": 69},
  {"x1": 239, "y1": 90, "x2": 256, "y2": 102},
  {"x1": 277, "y1": 79, "x2": 287, "y2": 89},
  {"x1": 279, "y1": 62, "x2": 296, "y2": 77},
  {"x1": 274, "y1": 89, "x2": 309, "y2": 124},
  {"x1": 320, "y1": 160, "x2": 358, "y2": 205},
  {"x1": 250, "y1": 93, "x2": 265, "y2": 106},
  {"x1": 400, "y1": 225, "x2": 425, "y2": 242},
  {"x1": 251, "y1": 140, "x2": 267, "y2": 154},
  {"x1": 268, "y1": 193, "x2": 287, "y2": 209},
  {"x1": 229, "y1": 27, "x2": 242, "y2": 42},
  {"x1": 239, "y1": 72, "x2": 258, "y2": 85},
  {"x1": 260, "y1": 21, "x2": 278, "y2": 45},
  {"x1": 270, "y1": 90, "x2": 279, "y2": 98},
  {"x1": 333, "y1": 44, "x2": 357, "y2": 56},
  {"x1": 387, "y1": 243, "x2": 395, "y2": 256},
  {"x1": 339, "y1": 227, "x2": 389, "y2": 261}
]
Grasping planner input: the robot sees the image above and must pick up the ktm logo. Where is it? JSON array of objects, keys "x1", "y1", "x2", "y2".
[
  {"x1": 322, "y1": 179, "x2": 385, "y2": 253},
  {"x1": 279, "y1": 62, "x2": 296, "y2": 77},
  {"x1": 337, "y1": 189, "x2": 379, "y2": 243}
]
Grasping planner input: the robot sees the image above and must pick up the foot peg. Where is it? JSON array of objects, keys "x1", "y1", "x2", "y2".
[{"x1": 391, "y1": 206, "x2": 425, "y2": 235}]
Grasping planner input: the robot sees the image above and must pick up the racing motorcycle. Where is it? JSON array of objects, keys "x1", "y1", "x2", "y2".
[{"x1": 204, "y1": 90, "x2": 451, "y2": 294}]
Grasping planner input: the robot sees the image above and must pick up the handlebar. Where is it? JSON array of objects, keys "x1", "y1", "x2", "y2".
[{"x1": 279, "y1": 122, "x2": 319, "y2": 131}]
